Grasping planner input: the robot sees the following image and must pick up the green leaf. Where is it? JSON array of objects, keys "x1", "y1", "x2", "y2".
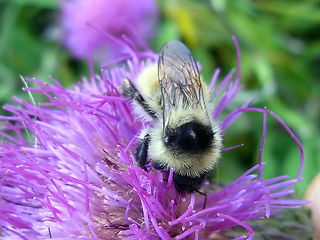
[{"x1": 4, "y1": 0, "x2": 58, "y2": 9}]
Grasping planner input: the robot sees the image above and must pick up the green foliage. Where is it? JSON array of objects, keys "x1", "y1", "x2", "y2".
[
  {"x1": 0, "y1": 0, "x2": 89, "y2": 104},
  {"x1": 0, "y1": 0, "x2": 319, "y2": 197}
]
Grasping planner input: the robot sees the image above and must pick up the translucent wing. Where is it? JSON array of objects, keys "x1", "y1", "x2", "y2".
[{"x1": 158, "y1": 40, "x2": 205, "y2": 127}]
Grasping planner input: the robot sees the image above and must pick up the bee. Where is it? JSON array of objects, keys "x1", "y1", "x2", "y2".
[{"x1": 120, "y1": 40, "x2": 222, "y2": 194}]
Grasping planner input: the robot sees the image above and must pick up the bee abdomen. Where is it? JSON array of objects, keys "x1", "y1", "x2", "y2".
[{"x1": 164, "y1": 122, "x2": 214, "y2": 154}]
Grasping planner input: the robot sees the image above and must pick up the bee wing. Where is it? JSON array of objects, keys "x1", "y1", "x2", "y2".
[{"x1": 158, "y1": 40, "x2": 205, "y2": 126}]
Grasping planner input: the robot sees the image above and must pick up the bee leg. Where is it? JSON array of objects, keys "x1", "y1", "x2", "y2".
[
  {"x1": 119, "y1": 78, "x2": 157, "y2": 118},
  {"x1": 134, "y1": 134, "x2": 151, "y2": 171},
  {"x1": 196, "y1": 190, "x2": 207, "y2": 209}
]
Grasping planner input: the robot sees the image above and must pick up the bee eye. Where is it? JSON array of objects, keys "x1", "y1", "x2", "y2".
[{"x1": 164, "y1": 135, "x2": 175, "y2": 145}]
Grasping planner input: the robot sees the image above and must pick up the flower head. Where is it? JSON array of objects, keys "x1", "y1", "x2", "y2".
[
  {"x1": 61, "y1": 0, "x2": 158, "y2": 59},
  {"x1": 0, "y1": 38, "x2": 305, "y2": 239}
]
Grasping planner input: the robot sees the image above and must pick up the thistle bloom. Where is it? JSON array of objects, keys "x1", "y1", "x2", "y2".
[
  {"x1": 0, "y1": 38, "x2": 305, "y2": 239},
  {"x1": 61, "y1": 0, "x2": 158, "y2": 59}
]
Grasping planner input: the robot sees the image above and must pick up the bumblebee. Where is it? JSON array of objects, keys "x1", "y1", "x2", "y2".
[{"x1": 120, "y1": 40, "x2": 222, "y2": 193}]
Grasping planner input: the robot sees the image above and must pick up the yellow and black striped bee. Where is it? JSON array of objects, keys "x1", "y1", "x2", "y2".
[{"x1": 120, "y1": 40, "x2": 222, "y2": 194}]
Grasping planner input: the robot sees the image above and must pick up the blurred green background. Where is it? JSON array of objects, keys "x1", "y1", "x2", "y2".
[{"x1": 0, "y1": 0, "x2": 319, "y2": 197}]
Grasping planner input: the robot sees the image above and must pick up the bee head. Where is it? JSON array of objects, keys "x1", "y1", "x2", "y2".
[{"x1": 164, "y1": 122, "x2": 214, "y2": 154}]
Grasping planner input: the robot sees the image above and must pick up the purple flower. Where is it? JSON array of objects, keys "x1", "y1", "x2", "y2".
[
  {"x1": 61, "y1": 0, "x2": 158, "y2": 60},
  {"x1": 0, "y1": 38, "x2": 304, "y2": 239}
]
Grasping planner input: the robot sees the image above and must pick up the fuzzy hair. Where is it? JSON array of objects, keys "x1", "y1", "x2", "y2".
[{"x1": 132, "y1": 64, "x2": 223, "y2": 177}]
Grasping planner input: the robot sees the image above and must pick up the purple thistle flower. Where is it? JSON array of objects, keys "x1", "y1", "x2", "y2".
[
  {"x1": 60, "y1": 0, "x2": 158, "y2": 60},
  {"x1": 0, "y1": 38, "x2": 305, "y2": 239}
]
